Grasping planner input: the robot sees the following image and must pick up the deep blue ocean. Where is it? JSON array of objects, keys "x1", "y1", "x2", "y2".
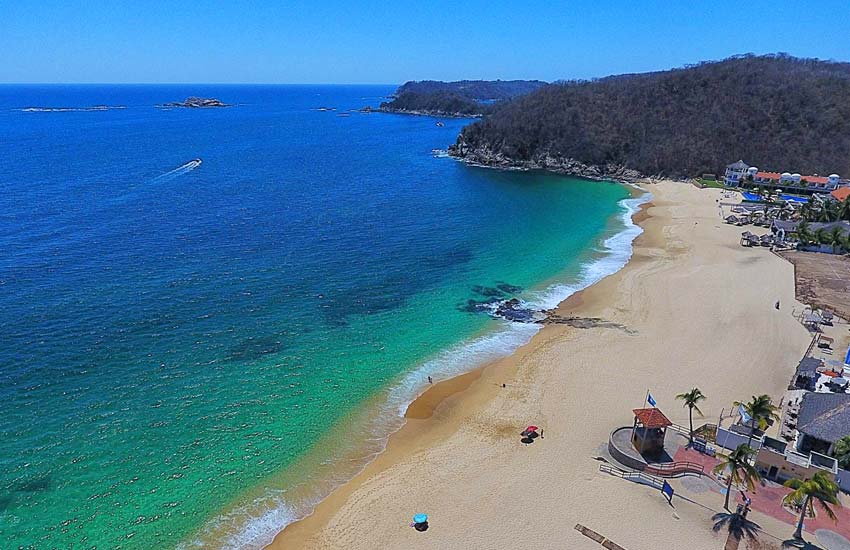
[{"x1": 0, "y1": 85, "x2": 639, "y2": 549}]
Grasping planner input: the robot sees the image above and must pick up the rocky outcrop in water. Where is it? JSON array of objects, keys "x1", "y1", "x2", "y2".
[
  {"x1": 161, "y1": 97, "x2": 231, "y2": 108},
  {"x1": 447, "y1": 138, "x2": 642, "y2": 182},
  {"x1": 459, "y1": 283, "x2": 635, "y2": 333}
]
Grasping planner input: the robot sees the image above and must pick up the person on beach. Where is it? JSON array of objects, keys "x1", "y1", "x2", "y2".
[
  {"x1": 428, "y1": 376, "x2": 432, "y2": 384},
  {"x1": 775, "y1": 300, "x2": 780, "y2": 310}
]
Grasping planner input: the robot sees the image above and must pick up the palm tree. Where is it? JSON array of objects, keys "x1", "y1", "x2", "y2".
[
  {"x1": 783, "y1": 471, "x2": 840, "y2": 540},
  {"x1": 829, "y1": 226, "x2": 846, "y2": 254},
  {"x1": 713, "y1": 444, "x2": 760, "y2": 510},
  {"x1": 796, "y1": 220, "x2": 813, "y2": 246},
  {"x1": 815, "y1": 227, "x2": 831, "y2": 249},
  {"x1": 832, "y1": 435, "x2": 850, "y2": 469},
  {"x1": 818, "y1": 201, "x2": 840, "y2": 222},
  {"x1": 676, "y1": 388, "x2": 706, "y2": 446},
  {"x1": 839, "y1": 199, "x2": 850, "y2": 222},
  {"x1": 734, "y1": 394, "x2": 780, "y2": 448}
]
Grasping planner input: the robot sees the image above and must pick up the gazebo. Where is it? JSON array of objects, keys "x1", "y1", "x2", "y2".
[{"x1": 631, "y1": 408, "x2": 672, "y2": 458}]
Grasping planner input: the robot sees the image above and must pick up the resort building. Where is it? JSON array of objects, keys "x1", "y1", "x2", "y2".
[
  {"x1": 723, "y1": 160, "x2": 750, "y2": 186},
  {"x1": 795, "y1": 392, "x2": 850, "y2": 456},
  {"x1": 833, "y1": 187, "x2": 850, "y2": 202},
  {"x1": 754, "y1": 435, "x2": 838, "y2": 483},
  {"x1": 771, "y1": 220, "x2": 850, "y2": 247},
  {"x1": 724, "y1": 160, "x2": 846, "y2": 193}
]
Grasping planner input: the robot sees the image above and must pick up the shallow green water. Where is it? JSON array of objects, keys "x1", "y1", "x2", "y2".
[{"x1": 0, "y1": 85, "x2": 634, "y2": 549}]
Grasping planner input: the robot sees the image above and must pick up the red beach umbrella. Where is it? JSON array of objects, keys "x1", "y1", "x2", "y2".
[{"x1": 526, "y1": 425, "x2": 539, "y2": 432}]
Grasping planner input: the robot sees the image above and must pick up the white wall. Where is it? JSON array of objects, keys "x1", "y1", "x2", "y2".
[{"x1": 716, "y1": 426, "x2": 763, "y2": 452}]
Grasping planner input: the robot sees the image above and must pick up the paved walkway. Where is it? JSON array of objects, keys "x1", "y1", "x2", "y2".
[{"x1": 673, "y1": 446, "x2": 850, "y2": 540}]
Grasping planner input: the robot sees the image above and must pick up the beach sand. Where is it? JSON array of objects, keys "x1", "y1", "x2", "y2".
[{"x1": 266, "y1": 180, "x2": 813, "y2": 550}]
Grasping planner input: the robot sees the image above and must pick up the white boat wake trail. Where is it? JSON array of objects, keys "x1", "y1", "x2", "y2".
[{"x1": 150, "y1": 159, "x2": 202, "y2": 182}]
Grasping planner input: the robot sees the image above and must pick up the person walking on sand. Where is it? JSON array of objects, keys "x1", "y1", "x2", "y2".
[{"x1": 775, "y1": 299, "x2": 780, "y2": 310}]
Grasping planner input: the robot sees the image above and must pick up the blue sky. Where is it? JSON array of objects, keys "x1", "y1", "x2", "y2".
[{"x1": 2, "y1": 0, "x2": 849, "y2": 84}]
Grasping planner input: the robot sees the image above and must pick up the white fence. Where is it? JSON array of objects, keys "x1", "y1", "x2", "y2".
[{"x1": 715, "y1": 426, "x2": 762, "y2": 452}]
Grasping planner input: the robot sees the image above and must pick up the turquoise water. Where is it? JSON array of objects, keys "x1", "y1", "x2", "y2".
[{"x1": 0, "y1": 85, "x2": 635, "y2": 549}]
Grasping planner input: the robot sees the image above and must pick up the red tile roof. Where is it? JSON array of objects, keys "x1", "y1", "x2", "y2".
[
  {"x1": 755, "y1": 172, "x2": 829, "y2": 184},
  {"x1": 756, "y1": 171, "x2": 780, "y2": 180},
  {"x1": 832, "y1": 188, "x2": 850, "y2": 202},
  {"x1": 632, "y1": 408, "x2": 673, "y2": 428}
]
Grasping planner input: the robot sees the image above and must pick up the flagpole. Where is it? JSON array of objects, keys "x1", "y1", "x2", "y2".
[{"x1": 643, "y1": 388, "x2": 649, "y2": 408}]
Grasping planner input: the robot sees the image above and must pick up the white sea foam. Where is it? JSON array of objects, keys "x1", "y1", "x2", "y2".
[
  {"x1": 185, "y1": 187, "x2": 652, "y2": 550},
  {"x1": 18, "y1": 105, "x2": 126, "y2": 112},
  {"x1": 176, "y1": 491, "x2": 296, "y2": 550}
]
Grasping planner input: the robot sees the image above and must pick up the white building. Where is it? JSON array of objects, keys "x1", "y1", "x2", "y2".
[{"x1": 724, "y1": 160, "x2": 843, "y2": 192}]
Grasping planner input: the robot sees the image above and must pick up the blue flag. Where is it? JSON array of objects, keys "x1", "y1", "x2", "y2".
[{"x1": 647, "y1": 393, "x2": 657, "y2": 407}]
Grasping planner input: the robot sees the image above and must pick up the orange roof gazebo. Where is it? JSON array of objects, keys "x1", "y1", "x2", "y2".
[
  {"x1": 632, "y1": 408, "x2": 672, "y2": 429},
  {"x1": 631, "y1": 408, "x2": 672, "y2": 458}
]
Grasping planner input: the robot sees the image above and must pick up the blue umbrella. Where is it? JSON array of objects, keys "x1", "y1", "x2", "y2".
[{"x1": 413, "y1": 513, "x2": 428, "y2": 524}]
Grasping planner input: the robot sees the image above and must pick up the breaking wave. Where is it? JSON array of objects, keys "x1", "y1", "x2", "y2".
[{"x1": 183, "y1": 188, "x2": 652, "y2": 550}]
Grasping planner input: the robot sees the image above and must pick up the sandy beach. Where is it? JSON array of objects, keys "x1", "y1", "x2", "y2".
[{"x1": 266, "y1": 180, "x2": 813, "y2": 550}]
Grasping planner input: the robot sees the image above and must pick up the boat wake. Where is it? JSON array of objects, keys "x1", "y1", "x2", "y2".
[{"x1": 150, "y1": 159, "x2": 202, "y2": 182}]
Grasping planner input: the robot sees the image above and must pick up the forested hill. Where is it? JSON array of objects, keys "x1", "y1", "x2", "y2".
[
  {"x1": 395, "y1": 80, "x2": 547, "y2": 100},
  {"x1": 449, "y1": 55, "x2": 850, "y2": 179},
  {"x1": 379, "y1": 79, "x2": 547, "y2": 117}
]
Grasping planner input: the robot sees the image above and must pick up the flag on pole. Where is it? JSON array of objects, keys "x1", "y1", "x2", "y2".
[
  {"x1": 738, "y1": 404, "x2": 752, "y2": 425},
  {"x1": 647, "y1": 393, "x2": 657, "y2": 407}
]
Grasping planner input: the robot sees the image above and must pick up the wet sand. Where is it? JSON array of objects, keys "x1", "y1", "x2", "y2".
[{"x1": 266, "y1": 180, "x2": 812, "y2": 550}]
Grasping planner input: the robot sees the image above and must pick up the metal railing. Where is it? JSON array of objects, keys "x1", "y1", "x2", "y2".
[
  {"x1": 643, "y1": 461, "x2": 705, "y2": 477},
  {"x1": 599, "y1": 464, "x2": 664, "y2": 489}
]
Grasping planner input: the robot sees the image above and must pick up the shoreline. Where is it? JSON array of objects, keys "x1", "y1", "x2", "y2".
[
  {"x1": 263, "y1": 179, "x2": 811, "y2": 549},
  {"x1": 263, "y1": 184, "x2": 654, "y2": 549},
  {"x1": 187, "y1": 179, "x2": 648, "y2": 550}
]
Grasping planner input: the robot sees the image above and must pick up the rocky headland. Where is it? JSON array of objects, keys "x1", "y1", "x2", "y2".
[{"x1": 447, "y1": 138, "x2": 642, "y2": 182}]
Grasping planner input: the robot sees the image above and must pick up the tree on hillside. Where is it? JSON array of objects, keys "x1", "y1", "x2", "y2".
[{"x1": 452, "y1": 55, "x2": 850, "y2": 178}]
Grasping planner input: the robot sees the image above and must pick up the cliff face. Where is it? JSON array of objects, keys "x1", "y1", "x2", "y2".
[{"x1": 448, "y1": 137, "x2": 642, "y2": 181}]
